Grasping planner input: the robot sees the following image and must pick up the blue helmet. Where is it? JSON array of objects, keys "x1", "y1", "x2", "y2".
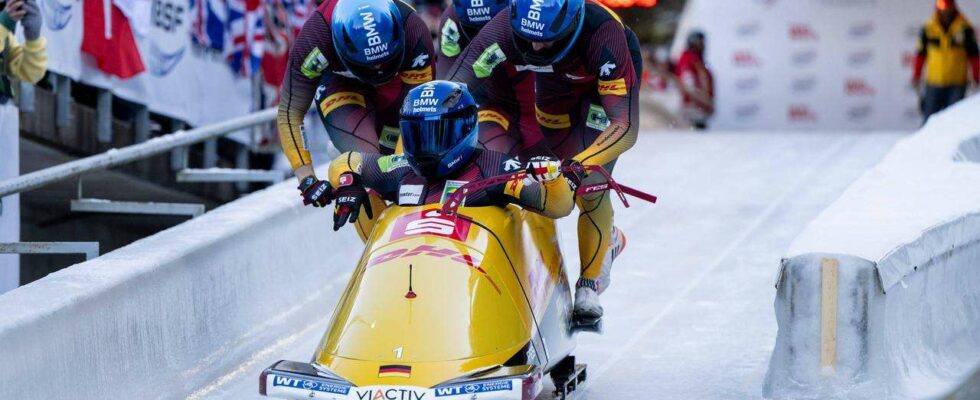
[
  {"x1": 399, "y1": 81, "x2": 479, "y2": 179},
  {"x1": 453, "y1": 0, "x2": 508, "y2": 29},
  {"x1": 509, "y1": 0, "x2": 585, "y2": 66},
  {"x1": 331, "y1": 0, "x2": 406, "y2": 85}
]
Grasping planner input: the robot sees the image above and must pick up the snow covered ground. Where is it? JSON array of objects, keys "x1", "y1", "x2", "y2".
[{"x1": 188, "y1": 131, "x2": 903, "y2": 400}]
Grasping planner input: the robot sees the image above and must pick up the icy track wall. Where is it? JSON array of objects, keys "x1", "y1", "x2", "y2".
[
  {"x1": 763, "y1": 96, "x2": 980, "y2": 399},
  {"x1": 0, "y1": 175, "x2": 362, "y2": 398}
]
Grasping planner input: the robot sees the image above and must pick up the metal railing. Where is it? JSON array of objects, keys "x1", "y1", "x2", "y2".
[{"x1": 0, "y1": 108, "x2": 277, "y2": 205}]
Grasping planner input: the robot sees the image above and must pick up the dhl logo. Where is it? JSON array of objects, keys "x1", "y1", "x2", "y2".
[
  {"x1": 597, "y1": 78, "x2": 628, "y2": 96},
  {"x1": 367, "y1": 244, "x2": 483, "y2": 269},
  {"x1": 478, "y1": 110, "x2": 510, "y2": 130},
  {"x1": 320, "y1": 92, "x2": 366, "y2": 117},
  {"x1": 535, "y1": 107, "x2": 571, "y2": 129},
  {"x1": 400, "y1": 68, "x2": 433, "y2": 84}
]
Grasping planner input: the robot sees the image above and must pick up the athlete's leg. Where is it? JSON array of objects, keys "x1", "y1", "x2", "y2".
[{"x1": 576, "y1": 160, "x2": 617, "y2": 283}]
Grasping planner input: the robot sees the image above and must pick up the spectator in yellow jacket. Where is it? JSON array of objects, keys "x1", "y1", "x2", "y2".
[
  {"x1": 912, "y1": 0, "x2": 979, "y2": 122},
  {"x1": 0, "y1": 0, "x2": 47, "y2": 104}
]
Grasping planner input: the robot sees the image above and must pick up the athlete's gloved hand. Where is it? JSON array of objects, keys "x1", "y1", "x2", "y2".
[
  {"x1": 298, "y1": 176, "x2": 334, "y2": 207},
  {"x1": 561, "y1": 159, "x2": 587, "y2": 192},
  {"x1": 20, "y1": 0, "x2": 41, "y2": 41},
  {"x1": 525, "y1": 156, "x2": 562, "y2": 182},
  {"x1": 332, "y1": 172, "x2": 373, "y2": 231}
]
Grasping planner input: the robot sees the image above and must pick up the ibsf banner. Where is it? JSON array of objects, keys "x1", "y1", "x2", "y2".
[
  {"x1": 39, "y1": 0, "x2": 254, "y2": 127},
  {"x1": 675, "y1": 0, "x2": 980, "y2": 131}
]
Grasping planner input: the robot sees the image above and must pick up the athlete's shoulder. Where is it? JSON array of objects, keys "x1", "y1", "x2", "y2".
[
  {"x1": 394, "y1": 0, "x2": 417, "y2": 21},
  {"x1": 583, "y1": 1, "x2": 624, "y2": 32}
]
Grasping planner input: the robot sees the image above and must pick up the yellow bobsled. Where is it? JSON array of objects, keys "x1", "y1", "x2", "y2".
[{"x1": 260, "y1": 202, "x2": 586, "y2": 400}]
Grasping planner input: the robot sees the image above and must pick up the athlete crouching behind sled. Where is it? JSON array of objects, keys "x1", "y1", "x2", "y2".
[{"x1": 324, "y1": 80, "x2": 575, "y2": 231}]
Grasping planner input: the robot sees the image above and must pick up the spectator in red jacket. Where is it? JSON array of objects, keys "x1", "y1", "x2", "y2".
[{"x1": 675, "y1": 30, "x2": 714, "y2": 130}]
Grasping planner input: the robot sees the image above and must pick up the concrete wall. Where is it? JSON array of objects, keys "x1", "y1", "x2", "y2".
[
  {"x1": 763, "y1": 96, "x2": 980, "y2": 399},
  {"x1": 0, "y1": 175, "x2": 363, "y2": 398},
  {"x1": 1, "y1": 104, "x2": 20, "y2": 294}
]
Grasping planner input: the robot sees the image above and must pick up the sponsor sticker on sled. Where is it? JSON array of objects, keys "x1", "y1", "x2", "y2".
[
  {"x1": 390, "y1": 210, "x2": 471, "y2": 241},
  {"x1": 435, "y1": 379, "x2": 514, "y2": 396},
  {"x1": 268, "y1": 374, "x2": 351, "y2": 395},
  {"x1": 440, "y1": 180, "x2": 468, "y2": 206},
  {"x1": 398, "y1": 184, "x2": 424, "y2": 205}
]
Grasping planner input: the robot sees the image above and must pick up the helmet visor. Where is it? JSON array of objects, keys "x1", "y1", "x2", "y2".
[{"x1": 400, "y1": 108, "x2": 478, "y2": 158}]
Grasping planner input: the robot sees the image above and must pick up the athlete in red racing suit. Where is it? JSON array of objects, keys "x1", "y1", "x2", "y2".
[
  {"x1": 436, "y1": 0, "x2": 544, "y2": 157},
  {"x1": 278, "y1": 0, "x2": 435, "y2": 239},
  {"x1": 443, "y1": 1, "x2": 641, "y2": 321}
]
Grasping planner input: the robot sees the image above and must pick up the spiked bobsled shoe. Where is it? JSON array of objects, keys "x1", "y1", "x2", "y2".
[{"x1": 597, "y1": 226, "x2": 626, "y2": 295}]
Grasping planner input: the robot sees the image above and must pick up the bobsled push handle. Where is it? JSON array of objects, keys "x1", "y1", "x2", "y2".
[{"x1": 441, "y1": 165, "x2": 657, "y2": 217}]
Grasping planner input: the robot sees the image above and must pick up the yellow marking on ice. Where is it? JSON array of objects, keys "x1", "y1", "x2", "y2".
[{"x1": 820, "y1": 257, "x2": 839, "y2": 370}]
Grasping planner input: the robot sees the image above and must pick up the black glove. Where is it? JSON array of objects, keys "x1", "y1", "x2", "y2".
[
  {"x1": 561, "y1": 159, "x2": 587, "y2": 193},
  {"x1": 332, "y1": 172, "x2": 372, "y2": 231},
  {"x1": 20, "y1": 0, "x2": 40, "y2": 41},
  {"x1": 298, "y1": 176, "x2": 333, "y2": 207}
]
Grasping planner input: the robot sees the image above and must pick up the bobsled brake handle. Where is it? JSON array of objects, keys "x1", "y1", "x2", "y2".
[{"x1": 441, "y1": 165, "x2": 657, "y2": 217}]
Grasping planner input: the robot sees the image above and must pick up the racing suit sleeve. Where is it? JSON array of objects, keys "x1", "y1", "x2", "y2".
[
  {"x1": 435, "y1": 8, "x2": 463, "y2": 79},
  {"x1": 573, "y1": 21, "x2": 639, "y2": 167},
  {"x1": 277, "y1": 13, "x2": 331, "y2": 171},
  {"x1": 328, "y1": 151, "x2": 405, "y2": 199},
  {"x1": 497, "y1": 177, "x2": 575, "y2": 219},
  {"x1": 443, "y1": 12, "x2": 516, "y2": 92},
  {"x1": 398, "y1": 13, "x2": 437, "y2": 98}
]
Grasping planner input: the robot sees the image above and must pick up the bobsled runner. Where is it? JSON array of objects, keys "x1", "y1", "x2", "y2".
[{"x1": 260, "y1": 167, "x2": 655, "y2": 400}]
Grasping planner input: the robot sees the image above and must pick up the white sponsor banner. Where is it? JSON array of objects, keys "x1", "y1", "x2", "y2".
[
  {"x1": 0, "y1": 104, "x2": 20, "y2": 294},
  {"x1": 675, "y1": 0, "x2": 980, "y2": 131},
  {"x1": 39, "y1": 0, "x2": 253, "y2": 127}
]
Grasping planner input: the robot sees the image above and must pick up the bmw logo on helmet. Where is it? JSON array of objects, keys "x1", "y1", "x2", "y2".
[
  {"x1": 509, "y1": 0, "x2": 585, "y2": 66},
  {"x1": 331, "y1": 0, "x2": 407, "y2": 85}
]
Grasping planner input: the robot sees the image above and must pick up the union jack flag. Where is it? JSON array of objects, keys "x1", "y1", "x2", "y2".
[
  {"x1": 226, "y1": 0, "x2": 265, "y2": 77},
  {"x1": 190, "y1": 0, "x2": 227, "y2": 51}
]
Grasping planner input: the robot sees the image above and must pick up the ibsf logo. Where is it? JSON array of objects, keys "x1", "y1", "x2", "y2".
[
  {"x1": 732, "y1": 51, "x2": 761, "y2": 67},
  {"x1": 845, "y1": 79, "x2": 875, "y2": 96},
  {"x1": 735, "y1": 103, "x2": 760, "y2": 119},
  {"x1": 736, "y1": 21, "x2": 761, "y2": 38},
  {"x1": 788, "y1": 105, "x2": 817, "y2": 122},
  {"x1": 791, "y1": 76, "x2": 816, "y2": 93},
  {"x1": 41, "y1": 0, "x2": 73, "y2": 30},
  {"x1": 791, "y1": 49, "x2": 817, "y2": 66},
  {"x1": 147, "y1": 0, "x2": 189, "y2": 76},
  {"x1": 789, "y1": 24, "x2": 818, "y2": 41},
  {"x1": 735, "y1": 77, "x2": 760, "y2": 93},
  {"x1": 848, "y1": 104, "x2": 873, "y2": 121},
  {"x1": 848, "y1": 50, "x2": 874, "y2": 67},
  {"x1": 849, "y1": 21, "x2": 874, "y2": 39}
]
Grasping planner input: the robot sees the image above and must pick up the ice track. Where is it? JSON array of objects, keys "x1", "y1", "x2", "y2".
[{"x1": 188, "y1": 131, "x2": 902, "y2": 400}]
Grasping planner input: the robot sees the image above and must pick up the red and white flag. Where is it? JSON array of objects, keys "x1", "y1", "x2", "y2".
[{"x1": 81, "y1": 0, "x2": 146, "y2": 79}]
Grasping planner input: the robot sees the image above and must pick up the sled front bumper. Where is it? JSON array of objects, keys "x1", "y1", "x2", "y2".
[{"x1": 260, "y1": 360, "x2": 542, "y2": 400}]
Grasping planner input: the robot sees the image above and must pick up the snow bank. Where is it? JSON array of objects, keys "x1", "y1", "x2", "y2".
[
  {"x1": 764, "y1": 97, "x2": 980, "y2": 399},
  {"x1": 0, "y1": 174, "x2": 362, "y2": 399}
]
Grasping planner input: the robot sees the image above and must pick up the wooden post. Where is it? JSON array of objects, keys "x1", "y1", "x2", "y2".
[{"x1": 820, "y1": 257, "x2": 839, "y2": 371}]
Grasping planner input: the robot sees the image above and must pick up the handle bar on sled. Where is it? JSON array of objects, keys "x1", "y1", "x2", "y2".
[{"x1": 440, "y1": 165, "x2": 657, "y2": 217}]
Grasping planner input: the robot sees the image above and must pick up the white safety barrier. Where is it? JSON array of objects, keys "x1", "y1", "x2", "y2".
[
  {"x1": 0, "y1": 104, "x2": 19, "y2": 293},
  {"x1": 763, "y1": 96, "x2": 980, "y2": 399},
  {"x1": 0, "y1": 174, "x2": 362, "y2": 398}
]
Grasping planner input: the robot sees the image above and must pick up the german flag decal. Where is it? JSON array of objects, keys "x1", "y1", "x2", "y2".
[
  {"x1": 535, "y1": 107, "x2": 571, "y2": 129},
  {"x1": 597, "y1": 78, "x2": 628, "y2": 96},
  {"x1": 320, "y1": 92, "x2": 366, "y2": 117},
  {"x1": 400, "y1": 68, "x2": 433, "y2": 85},
  {"x1": 378, "y1": 365, "x2": 411, "y2": 378}
]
